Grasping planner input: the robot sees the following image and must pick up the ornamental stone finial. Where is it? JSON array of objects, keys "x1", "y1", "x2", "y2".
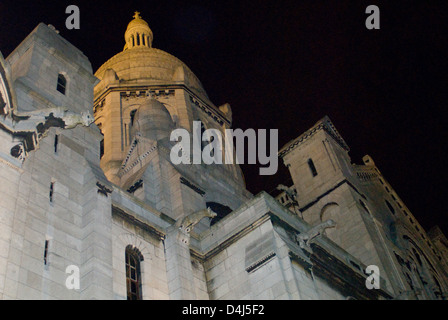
[{"x1": 133, "y1": 11, "x2": 141, "y2": 19}]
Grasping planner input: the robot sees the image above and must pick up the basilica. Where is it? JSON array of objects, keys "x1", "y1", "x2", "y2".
[{"x1": 0, "y1": 13, "x2": 447, "y2": 300}]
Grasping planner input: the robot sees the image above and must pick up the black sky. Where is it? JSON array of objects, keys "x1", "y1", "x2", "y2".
[{"x1": 1, "y1": 0, "x2": 447, "y2": 235}]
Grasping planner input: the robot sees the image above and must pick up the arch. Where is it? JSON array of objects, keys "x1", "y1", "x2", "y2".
[
  {"x1": 319, "y1": 202, "x2": 340, "y2": 244},
  {"x1": 125, "y1": 245, "x2": 143, "y2": 300},
  {"x1": 401, "y1": 234, "x2": 446, "y2": 299},
  {"x1": 319, "y1": 202, "x2": 339, "y2": 221},
  {"x1": 130, "y1": 109, "x2": 138, "y2": 126},
  {"x1": 126, "y1": 244, "x2": 144, "y2": 262},
  {"x1": 116, "y1": 233, "x2": 151, "y2": 259},
  {"x1": 207, "y1": 201, "x2": 233, "y2": 226},
  {"x1": 431, "y1": 274, "x2": 444, "y2": 299}
]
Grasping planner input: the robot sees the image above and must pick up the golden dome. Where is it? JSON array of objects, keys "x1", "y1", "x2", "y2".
[
  {"x1": 95, "y1": 12, "x2": 210, "y2": 100},
  {"x1": 95, "y1": 47, "x2": 208, "y2": 99}
]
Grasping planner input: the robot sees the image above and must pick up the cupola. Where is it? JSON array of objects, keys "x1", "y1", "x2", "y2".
[{"x1": 124, "y1": 11, "x2": 153, "y2": 50}]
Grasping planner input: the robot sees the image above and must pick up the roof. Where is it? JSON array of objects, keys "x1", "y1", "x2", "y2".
[{"x1": 278, "y1": 115, "x2": 350, "y2": 158}]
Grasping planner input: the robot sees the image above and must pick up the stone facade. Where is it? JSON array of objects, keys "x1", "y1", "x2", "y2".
[{"x1": 0, "y1": 14, "x2": 447, "y2": 300}]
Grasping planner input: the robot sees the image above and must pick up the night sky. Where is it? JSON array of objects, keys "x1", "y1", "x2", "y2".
[{"x1": 1, "y1": 1, "x2": 447, "y2": 235}]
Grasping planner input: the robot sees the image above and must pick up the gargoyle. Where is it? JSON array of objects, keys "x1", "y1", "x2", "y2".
[
  {"x1": 12, "y1": 107, "x2": 94, "y2": 132},
  {"x1": 3, "y1": 107, "x2": 94, "y2": 162},
  {"x1": 177, "y1": 207, "x2": 217, "y2": 245},
  {"x1": 296, "y1": 219, "x2": 336, "y2": 249},
  {"x1": 276, "y1": 184, "x2": 298, "y2": 202},
  {"x1": 178, "y1": 207, "x2": 217, "y2": 234}
]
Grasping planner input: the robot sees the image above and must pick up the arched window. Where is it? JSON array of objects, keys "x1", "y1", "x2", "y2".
[
  {"x1": 57, "y1": 74, "x2": 67, "y2": 95},
  {"x1": 130, "y1": 109, "x2": 137, "y2": 126},
  {"x1": 125, "y1": 245, "x2": 143, "y2": 300}
]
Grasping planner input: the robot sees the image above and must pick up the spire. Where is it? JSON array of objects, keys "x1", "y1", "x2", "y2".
[{"x1": 124, "y1": 11, "x2": 153, "y2": 51}]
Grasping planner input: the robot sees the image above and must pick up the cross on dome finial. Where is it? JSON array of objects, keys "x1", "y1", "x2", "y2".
[{"x1": 133, "y1": 11, "x2": 141, "y2": 19}]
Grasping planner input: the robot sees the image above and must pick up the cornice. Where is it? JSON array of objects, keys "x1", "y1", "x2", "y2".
[{"x1": 279, "y1": 116, "x2": 350, "y2": 158}]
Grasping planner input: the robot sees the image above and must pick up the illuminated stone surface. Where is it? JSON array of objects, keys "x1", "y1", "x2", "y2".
[{"x1": 0, "y1": 13, "x2": 447, "y2": 300}]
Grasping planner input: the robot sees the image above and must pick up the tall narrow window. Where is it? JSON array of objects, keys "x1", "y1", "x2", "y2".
[
  {"x1": 200, "y1": 122, "x2": 206, "y2": 151},
  {"x1": 100, "y1": 139, "x2": 104, "y2": 159},
  {"x1": 125, "y1": 246, "x2": 143, "y2": 300},
  {"x1": 44, "y1": 240, "x2": 49, "y2": 265},
  {"x1": 54, "y1": 134, "x2": 59, "y2": 153},
  {"x1": 308, "y1": 158, "x2": 318, "y2": 177},
  {"x1": 49, "y1": 182, "x2": 55, "y2": 203},
  {"x1": 57, "y1": 74, "x2": 67, "y2": 95},
  {"x1": 130, "y1": 109, "x2": 137, "y2": 126}
]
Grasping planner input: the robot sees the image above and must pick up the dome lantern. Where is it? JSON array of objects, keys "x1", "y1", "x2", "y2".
[{"x1": 124, "y1": 11, "x2": 153, "y2": 51}]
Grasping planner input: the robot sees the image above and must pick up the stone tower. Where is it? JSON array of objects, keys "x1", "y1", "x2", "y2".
[
  {"x1": 278, "y1": 116, "x2": 389, "y2": 281},
  {"x1": 93, "y1": 13, "x2": 251, "y2": 223},
  {"x1": 279, "y1": 116, "x2": 448, "y2": 298},
  {"x1": 0, "y1": 23, "x2": 113, "y2": 299}
]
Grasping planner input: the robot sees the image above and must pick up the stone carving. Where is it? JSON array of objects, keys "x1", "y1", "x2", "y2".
[
  {"x1": 296, "y1": 219, "x2": 336, "y2": 249},
  {"x1": 10, "y1": 143, "x2": 25, "y2": 162},
  {"x1": 177, "y1": 207, "x2": 217, "y2": 245},
  {"x1": 276, "y1": 184, "x2": 298, "y2": 203},
  {"x1": 13, "y1": 107, "x2": 94, "y2": 132},
  {"x1": 179, "y1": 207, "x2": 217, "y2": 234},
  {"x1": 96, "y1": 182, "x2": 113, "y2": 197},
  {"x1": 3, "y1": 107, "x2": 94, "y2": 161}
]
